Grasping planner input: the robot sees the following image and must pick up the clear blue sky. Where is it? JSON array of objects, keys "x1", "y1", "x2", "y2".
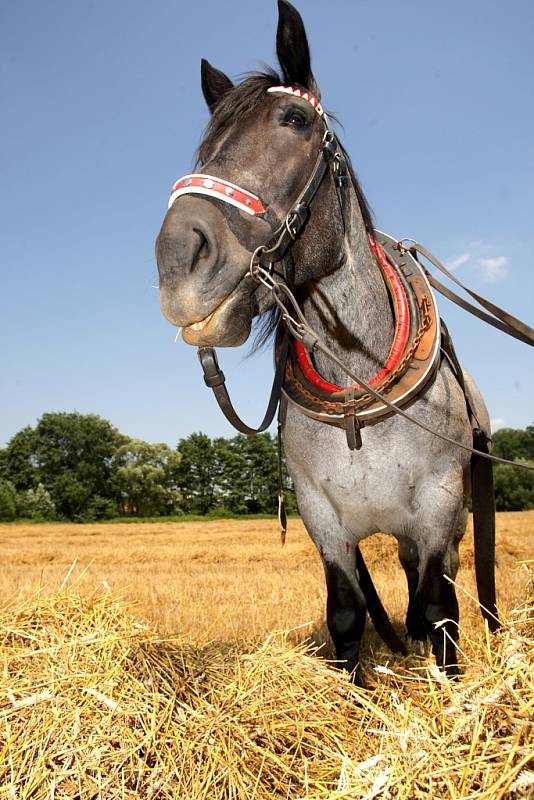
[{"x1": 2, "y1": 0, "x2": 533, "y2": 447}]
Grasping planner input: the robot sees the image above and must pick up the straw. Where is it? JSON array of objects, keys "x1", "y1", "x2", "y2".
[{"x1": 0, "y1": 574, "x2": 532, "y2": 799}]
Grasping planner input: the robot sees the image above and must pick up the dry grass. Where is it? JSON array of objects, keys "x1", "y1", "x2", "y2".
[
  {"x1": 0, "y1": 513, "x2": 533, "y2": 798},
  {"x1": 0, "y1": 512, "x2": 532, "y2": 644}
]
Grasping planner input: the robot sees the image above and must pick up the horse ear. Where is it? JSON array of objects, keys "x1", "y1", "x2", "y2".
[
  {"x1": 276, "y1": 0, "x2": 319, "y2": 96},
  {"x1": 201, "y1": 59, "x2": 234, "y2": 113}
]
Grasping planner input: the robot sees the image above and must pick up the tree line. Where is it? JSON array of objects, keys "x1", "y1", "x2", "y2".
[
  {"x1": 0, "y1": 412, "x2": 296, "y2": 521},
  {"x1": 0, "y1": 412, "x2": 533, "y2": 521}
]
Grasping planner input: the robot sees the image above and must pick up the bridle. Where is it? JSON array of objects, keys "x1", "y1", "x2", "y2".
[
  {"x1": 165, "y1": 84, "x2": 534, "y2": 474},
  {"x1": 168, "y1": 85, "x2": 351, "y2": 271}
]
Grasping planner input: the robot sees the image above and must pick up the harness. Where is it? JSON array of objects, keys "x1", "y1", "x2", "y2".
[
  {"x1": 283, "y1": 230, "x2": 439, "y2": 450},
  {"x1": 164, "y1": 81, "x2": 534, "y2": 645}
]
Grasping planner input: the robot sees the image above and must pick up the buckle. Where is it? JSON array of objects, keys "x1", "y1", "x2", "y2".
[{"x1": 286, "y1": 204, "x2": 309, "y2": 237}]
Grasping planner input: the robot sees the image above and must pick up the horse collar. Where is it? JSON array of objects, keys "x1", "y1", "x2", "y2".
[
  {"x1": 294, "y1": 236, "x2": 411, "y2": 394},
  {"x1": 282, "y1": 230, "x2": 441, "y2": 448}
]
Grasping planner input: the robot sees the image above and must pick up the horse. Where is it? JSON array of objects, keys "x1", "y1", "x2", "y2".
[{"x1": 156, "y1": 0, "x2": 498, "y2": 685}]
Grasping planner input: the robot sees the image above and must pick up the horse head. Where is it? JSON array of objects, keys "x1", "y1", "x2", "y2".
[{"x1": 156, "y1": 0, "x2": 361, "y2": 347}]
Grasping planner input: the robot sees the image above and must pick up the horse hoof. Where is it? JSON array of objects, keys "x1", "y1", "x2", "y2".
[{"x1": 444, "y1": 662, "x2": 461, "y2": 680}]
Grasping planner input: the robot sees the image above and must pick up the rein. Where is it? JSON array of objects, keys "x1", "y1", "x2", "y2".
[{"x1": 396, "y1": 239, "x2": 534, "y2": 348}]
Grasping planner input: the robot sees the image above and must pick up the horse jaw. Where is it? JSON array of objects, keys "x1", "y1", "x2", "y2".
[{"x1": 180, "y1": 284, "x2": 254, "y2": 347}]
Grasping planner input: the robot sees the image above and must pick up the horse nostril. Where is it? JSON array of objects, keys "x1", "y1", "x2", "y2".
[{"x1": 191, "y1": 227, "x2": 210, "y2": 267}]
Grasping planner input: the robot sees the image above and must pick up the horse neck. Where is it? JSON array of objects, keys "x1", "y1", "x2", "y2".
[{"x1": 299, "y1": 198, "x2": 395, "y2": 386}]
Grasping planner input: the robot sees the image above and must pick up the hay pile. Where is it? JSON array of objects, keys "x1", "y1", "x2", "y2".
[{"x1": 1, "y1": 583, "x2": 533, "y2": 799}]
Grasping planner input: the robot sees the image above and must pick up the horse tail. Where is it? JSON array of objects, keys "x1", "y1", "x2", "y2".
[
  {"x1": 356, "y1": 547, "x2": 407, "y2": 655},
  {"x1": 470, "y1": 435, "x2": 500, "y2": 632}
]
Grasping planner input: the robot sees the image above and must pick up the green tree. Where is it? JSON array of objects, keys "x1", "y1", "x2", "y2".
[
  {"x1": 18, "y1": 483, "x2": 56, "y2": 520},
  {"x1": 1, "y1": 413, "x2": 127, "y2": 520},
  {"x1": 493, "y1": 462, "x2": 534, "y2": 511},
  {"x1": 116, "y1": 440, "x2": 182, "y2": 516},
  {"x1": 216, "y1": 433, "x2": 280, "y2": 514},
  {"x1": 493, "y1": 426, "x2": 534, "y2": 462},
  {"x1": 0, "y1": 426, "x2": 38, "y2": 491},
  {"x1": 213, "y1": 436, "x2": 248, "y2": 514},
  {"x1": 0, "y1": 480, "x2": 17, "y2": 521},
  {"x1": 176, "y1": 433, "x2": 219, "y2": 514}
]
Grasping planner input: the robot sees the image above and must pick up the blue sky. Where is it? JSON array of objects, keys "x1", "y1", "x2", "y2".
[{"x1": 1, "y1": 0, "x2": 533, "y2": 447}]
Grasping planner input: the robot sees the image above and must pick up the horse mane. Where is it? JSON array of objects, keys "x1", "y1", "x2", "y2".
[
  {"x1": 195, "y1": 69, "x2": 375, "y2": 349},
  {"x1": 196, "y1": 70, "x2": 282, "y2": 167}
]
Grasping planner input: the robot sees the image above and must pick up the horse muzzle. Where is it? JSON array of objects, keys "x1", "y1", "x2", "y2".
[{"x1": 156, "y1": 196, "x2": 267, "y2": 345}]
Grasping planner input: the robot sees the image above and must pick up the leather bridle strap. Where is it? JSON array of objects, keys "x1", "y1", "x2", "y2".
[
  {"x1": 260, "y1": 129, "x2": 348, "y2": 264},
  {"x1": 398, "y1": 240, "x2": 534, "y2": 347},
  {"x1": 197, "y1": 329, "x2": 289, "y2": 435}
]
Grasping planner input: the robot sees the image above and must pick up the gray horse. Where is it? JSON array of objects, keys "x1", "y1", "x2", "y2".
[{"x1": 156, "y1": 0, "x2": 496, "y2": 685}]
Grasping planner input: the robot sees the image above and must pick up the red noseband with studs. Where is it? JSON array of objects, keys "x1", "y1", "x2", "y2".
[{"x1": 168, "y1": 174, "x2": 266, "y2": 216}]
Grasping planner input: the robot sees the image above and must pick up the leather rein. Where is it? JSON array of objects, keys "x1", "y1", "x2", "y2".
[{"x1": 168, "y1": 85, "x2": 534, "y2": 472}]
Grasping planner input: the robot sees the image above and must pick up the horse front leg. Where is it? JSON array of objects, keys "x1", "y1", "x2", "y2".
[
  {"x1": 401, "y1": 473, "x2": 467, "y2": 675},
  {"x1": 416, "y1": 552, "x2": 460, "y2": 674},
  {"x1": 323, "y1": 556, "x2": 367, "y2": 686},
  {"x1": 296, "y1": 499, "x2": 367, "y2": 685}
]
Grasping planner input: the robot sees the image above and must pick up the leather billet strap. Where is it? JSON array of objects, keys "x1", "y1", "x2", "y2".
[
  {"x1": 197, "y1": 330, "x2": 290, "y2": 436},
  {"x1": 260, "y1": 128, "x2": 349, "y2": 264},
  {"x1": 399, "y1": 240, "x2": 534, "y2": 347}
]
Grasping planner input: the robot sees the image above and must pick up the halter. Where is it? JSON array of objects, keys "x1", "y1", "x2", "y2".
[{"x1": 167, "y1": 85, "x2": 350, "y2": 264}]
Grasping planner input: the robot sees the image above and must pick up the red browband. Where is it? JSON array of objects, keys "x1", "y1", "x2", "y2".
[
  {"x1": 294, "y1": 237, "x2": 410, "y2": 393},
  {"x1": 267, "y1": 85, "x2": 324, "y2": 116},
  {"x1": 168, "y1": 174, "x2": 265, "y2": 216}
]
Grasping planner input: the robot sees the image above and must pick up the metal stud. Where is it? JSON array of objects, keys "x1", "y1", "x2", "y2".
[
  {"x1": 246, "y1": 198, "x2": 252, "y2": 206},
  {"x1": 183, "y1": 177, "x2": 191, "y2": 186},
  {"x1": 225, "y1": 186, "x2": 235, "y2": 196},
  {"x1": 203, "y1": 178, "x2": 214, "y2": 189}
]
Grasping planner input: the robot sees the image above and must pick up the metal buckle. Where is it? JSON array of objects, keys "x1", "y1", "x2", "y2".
[{"x1": 395, "y1": 237, "x2": 419, "y2": 254}]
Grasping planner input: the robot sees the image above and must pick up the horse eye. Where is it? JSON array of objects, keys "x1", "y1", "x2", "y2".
[{"x1": 284, "y1": 110, "x2": 308, "y2": 128}]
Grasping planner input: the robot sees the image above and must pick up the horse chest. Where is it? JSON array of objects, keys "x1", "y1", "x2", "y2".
[{"x1": 283, "y1": 407, "x2": 424, "y2": 532}]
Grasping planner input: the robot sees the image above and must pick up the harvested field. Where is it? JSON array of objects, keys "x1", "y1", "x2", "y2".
[{"x1": 0, "y1": 513, "x2": 533, "y2": 798}]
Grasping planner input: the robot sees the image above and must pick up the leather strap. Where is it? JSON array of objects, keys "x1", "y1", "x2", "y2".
[
  {"x1": 405, "y1": 242, "x2": 534, "y2": 347},
  {"x1": 344, "y1": 387, "x2": 363, "y2": 450},
  {"x1": 197, "y1": 330, "x2": 289, "y2": 435},
  {"x1": 261, "y1": 130, "x2": 343, "y2": 264},
  {"x1": 470, "y1": 431, "x2": 499, "y2": 632}
]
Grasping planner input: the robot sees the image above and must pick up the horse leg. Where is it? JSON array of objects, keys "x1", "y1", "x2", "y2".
[
  {"x1": 298, "y1": 500, "x2": 367, "y2": 685},
  {"x1": 324, "y1": 556, "x2": 367, "y2": 685},
  {"x1": 416, "y1": 550, "x2": 460, "y2": 675},
  {"x1": 397, "y1": 537, "x2": 427, "y2": 642}
]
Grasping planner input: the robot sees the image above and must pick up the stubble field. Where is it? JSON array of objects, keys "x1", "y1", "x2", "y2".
[
  {"x1": 0, "y1": 512, "x2": 532, "y2": 644},
  {"x1": 0, "y1": 513, "x2": 533, "y2": 798}
]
